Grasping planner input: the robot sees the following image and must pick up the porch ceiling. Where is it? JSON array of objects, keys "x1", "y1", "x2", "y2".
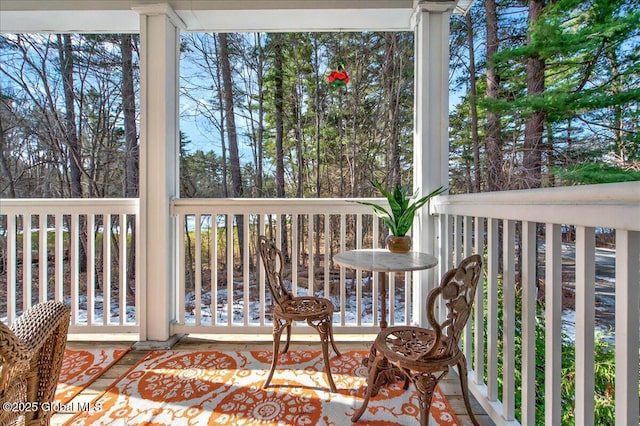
[{"x1": 0, "y1": 0, "x2": 473, "y2": 33}]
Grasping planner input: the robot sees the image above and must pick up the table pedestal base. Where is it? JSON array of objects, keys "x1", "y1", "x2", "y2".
[
  {"x1": 361, "y1": 347, "x2": 408, "y2": 397},
  {"x1": 352, "y1": 351, "x2": 409, "y2": 422}
]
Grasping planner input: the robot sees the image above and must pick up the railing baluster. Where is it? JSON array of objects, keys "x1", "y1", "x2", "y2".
[
  {"x1": 545, "y1": 223, "x2": 562, "y2": 424},
  {"x1": 195, "y1": 213, "x2": 202, "y2": 326},
  {"x1": 521, "y1": 220, "x2": 537, "y2": 425},
  {"x1": 132, "y1": 213, "x2": 138, "y2": 327},
  {"x1": 615, "y1": 230, "x2": 640, "y2": 426},
  {"x1": 39, "y1": 214, "x2": 47, "y2": 303},
  {"x1": 436, "y1": 214, "x2": 448, "y2": 323},
  {"x1": 292, "y1": 213, "x2": 299, "y2": 298},
  {"x1": 356, "y1": 213, "x2": 364, "y2": 326},
  {"x1": 339, "y1": 213, "x2": 347, "y2": 326},
  {"x1": 177, "y1": 213, "x2": 186, "y2": 325},
  {"x1": 7, "y1": 212, "x2": 17, "y2": 321},
  {"x1": 211, "y1": 213, "x2": 219, "y2": 326},
  {"x1": 324, "y1": 214, "x2": 330, "y2": 300},
  {"x1": 463, "y1": 215, "x2": 473, "y2": 366},
  {"x1": 575, "y1": 225, "x2": 595, "y2": 426},
  {"x1": 55, "y1": 213, "x2": 64, "y2": 302},
  {"x1": 226, "y1": 214, "x2": 233, "y2": 325},
  {"x1": 454, "y1": 214, "x2": 462, "y2": 266},
  {"x1": 502, "y1": 219, "x2": 516, "y2": 421},
  {"x1": 388, "y1": 270, "x2": 395, "y2": 326},
  {"x1": 487, "y1": 218, "x2": 499, "y2": 401},
  {"x1": 308, "y1": 214, "x2": 314, "y2": 297},
  {"x1": 103, "y1": 214, "x2": 112, "y2": 325},
  {"x1": 119, "y1": 213, "x2": 127, "y2": 326},
  {"x1": 87, "y1": 214, "x2": 96, "y2": 325},
  {"x1": 257, "y1": 213, "x2": 265, "y2": 327},
  {"x1": 242, "y1": 213, "x2": 250, "y2": 326},
  {"x1": 70, "y1": 214, "x2": 80, "y2": 325},
  {"x1": 444, "y1": 214, "x2": 454, "y2": 273},
  {"x1": 23, "y1": 214, "x2": 32, "y2": 311},
  {"x1": 474, "y1": 216, "x2": 485, "y2": 387}
]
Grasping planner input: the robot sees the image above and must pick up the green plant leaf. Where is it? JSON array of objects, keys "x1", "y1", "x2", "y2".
[{"x1": 349, "y1": 182, "x2": 446, "y2": 237}]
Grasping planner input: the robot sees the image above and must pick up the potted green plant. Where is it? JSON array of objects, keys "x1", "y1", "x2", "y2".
[{"x1": 352, "y1": 181, "x2": 445, "y2": 253}]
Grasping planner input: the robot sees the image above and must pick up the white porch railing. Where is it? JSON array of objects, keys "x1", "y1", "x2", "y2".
[
  {"x1": 2, "y1": 182, "x2": 638, "y2": 424},
  {"x1": 170, "y1": 197, "x2": 416, "y2": 335},
  {"x1": 431, "y1": 181, "x2": 640, "y2": 426},
  {"x1": 0, "y1": 198, "x2": 139, "y2": 334}
]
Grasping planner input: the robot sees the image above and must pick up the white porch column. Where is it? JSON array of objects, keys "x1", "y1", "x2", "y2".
[
  {"x1": 134, "y1": 4, "x2": 184, "y2": 344},
  {"x1": 412, "y1": 1, "x2": 455, "y2": 327}
]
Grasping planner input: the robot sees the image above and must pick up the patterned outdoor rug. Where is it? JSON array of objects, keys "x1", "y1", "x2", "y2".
[
  {"x1": 66, "y1": 349, "x2": 459, "y2": 425},
  {"x1": 55, "y1": 347, "x2": 130, "y2": 404}
]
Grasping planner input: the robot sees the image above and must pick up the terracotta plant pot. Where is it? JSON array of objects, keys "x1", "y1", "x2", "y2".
[{"x1": 385, "y1": 235, "x2": 412, "y2": 254}]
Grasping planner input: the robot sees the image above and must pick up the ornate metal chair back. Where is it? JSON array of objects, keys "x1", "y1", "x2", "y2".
[
  {"x1": 424, "y1": 254, "x2": 483, "y2": 359},
  {"x1": 258, "y1": 236, "x2": 293, "y2": 309}
]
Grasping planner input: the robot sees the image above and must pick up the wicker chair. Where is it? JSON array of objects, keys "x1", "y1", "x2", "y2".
[
  {"x1": 0, "y1": 301, "x2": 71, "y2": 426},
  {"x1": 258, "y1": 236, "x2": 341, "y2": 392},
  {"x1": 352, "y1": 254, "x2": 483, "y2": 426}
]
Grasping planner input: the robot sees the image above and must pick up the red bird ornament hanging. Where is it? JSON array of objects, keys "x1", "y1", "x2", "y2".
[{"x1": 328, "y1": 63, "x2": 349, "y2": 88}]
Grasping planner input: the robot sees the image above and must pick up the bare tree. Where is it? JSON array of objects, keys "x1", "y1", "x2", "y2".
[
  {"x1": 57, "y1": 34, "x2": 83, "y2": 197},
  {"x1": 122, "y1": 34, "x2": 138, "y2": 198},
  {"x1": 218, "y1": 33, "x2": 245, "y2": 260}
]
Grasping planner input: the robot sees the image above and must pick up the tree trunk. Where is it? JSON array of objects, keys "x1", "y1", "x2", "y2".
[
  {"x1": 58, "y1": 34, "x2": 88, "y2": 273},
  {"x1": 213, "y1": 36, "x2": 229, "y2": 198},
  {"x1": 121, "y1": 34, "x2": 138, "y2": 294},
  {"x1": 273, "y1": 34, "x2": 285, "y2": 200},
  {"x1": 484, "y1": 0, "x2": 504, "y2": 191},
  {"x1": 384, "y1": 33, "x2": 402, "y2": 187},
  {"x1": 122, "y1": 34, "x2": 138, "y2": 198},
  {"x1": 58, "y1": 34, "x2": 83, "y2": 198},
  {"x1": 522, "y1": 0, "x2": 546, "y2": 189},
  {"x1": 256, "y1": 33, "x2": 265, "y2": 196},
  {"x1": 466, "y1": 12, "x2": 481, "y2": 193},
  {"x1": 272, "y1": 34, "x2": 289, "y2": 259},
  {"x1": 0, "y1": 106, "x2": 16, "y2": 197},
  {"x1": 313, "y1": 36, "x2": 322, "y2": 199},
  {"x1": 218, "y1": 33, "x2": 244, "y2": 262}
]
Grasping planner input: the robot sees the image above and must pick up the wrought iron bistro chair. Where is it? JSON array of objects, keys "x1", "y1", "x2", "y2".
[
  {"x1": 0, "y1": 301, "x2": 71, "y2": 426},
  {"x1": 352, "y1": 254, "x2": 483, "y2": 426},
  {"x1": 258, "y1": 236, "x2": 341, "y2": 392}
]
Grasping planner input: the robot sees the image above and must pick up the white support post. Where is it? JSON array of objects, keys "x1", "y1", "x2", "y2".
[
  {"x1": 412, "y1": 0, "x2": 455, "y2": 328},
  {"x1": 135, "y1": 4, "x2": 184, "y2": 344}
]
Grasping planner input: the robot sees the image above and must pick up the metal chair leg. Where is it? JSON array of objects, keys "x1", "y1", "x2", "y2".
[
  {"x1": 282, "y1": 323, "x2": 292, "y2": 354},
  {"x1": 264, "y1": 317, "x2": 288, "y2": 389},
  {"x1": 414, "y1": 372, "x2": 440, "y2": 426},
  {"x1": 351, "y1": 353, "x2": 384, "y2": 422},
  {"x1": 456, "y1": 357, "x2": 480, "y2": 426},
  {"x1": 328, "y1": 320, "x2": 341, "y2": 357}
]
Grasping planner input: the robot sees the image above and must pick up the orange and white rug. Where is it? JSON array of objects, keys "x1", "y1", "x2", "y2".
[
  {"x1": 66, "y1": 349, "x2": 459, "y2": 425},
  {"x1": 55, "y1": 347, "x2": 130, "y2": 404}
]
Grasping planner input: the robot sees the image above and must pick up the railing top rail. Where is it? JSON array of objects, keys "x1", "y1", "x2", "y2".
[
  {"x1": 435, "y1": 181, "x2": 639, "y2": 204},
  {"x1": 171, "y1": 197, "x2": 387, "y2": 215},
  {"x1": 0, "y1": 198, "x2": 139, "y2": 215},
  {"x1": 431, "y1": 182, "x2": 640, "y2": 230}
]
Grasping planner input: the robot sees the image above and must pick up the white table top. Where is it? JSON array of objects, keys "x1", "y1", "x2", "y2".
[{"x1": 333, "y1": 249, "x2": 437, "y2": 272}]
